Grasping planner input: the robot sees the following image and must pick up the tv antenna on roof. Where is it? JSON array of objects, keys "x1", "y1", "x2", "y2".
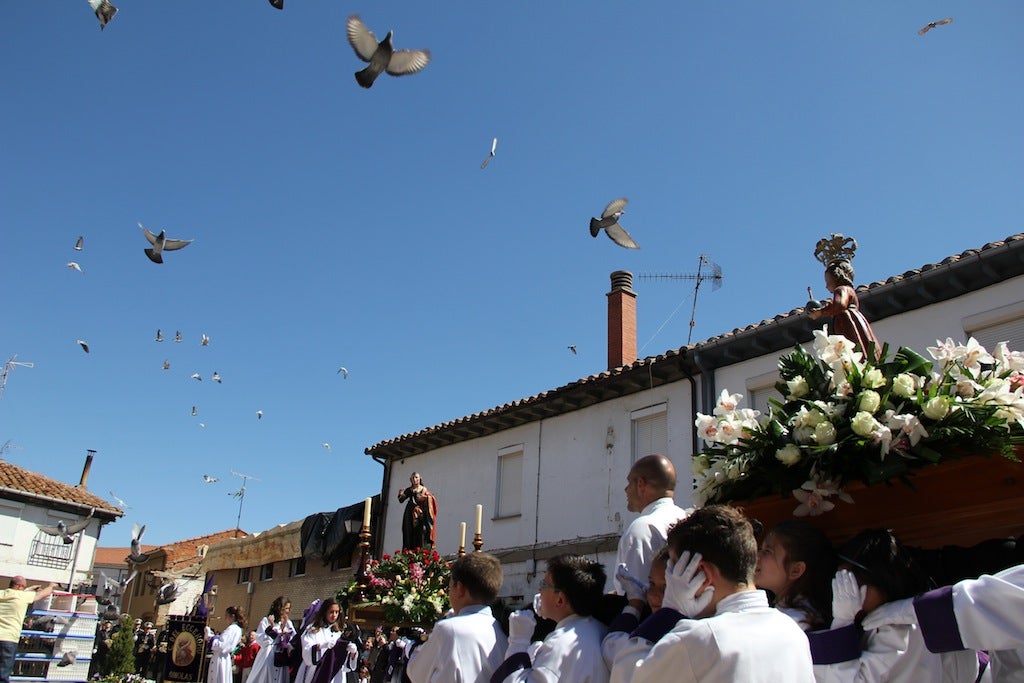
[
  {"x1": 638, "y1": 255, "x2": 724, "y2": 346},
  {"x1": 1, "y1": 355, "x2": 34, "y2": 400},
  {"x1": 229, "y1": 471, "x2": 260, "y2": 532}
]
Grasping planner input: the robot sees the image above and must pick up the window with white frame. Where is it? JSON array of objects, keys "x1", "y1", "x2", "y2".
[
  {"x1": 0, "y1": 502, "x2": 22, "y2": 547},
  {"x1": 746, "y1": 370, "x2": 781, "y2": 419},
  {"x1": 288, "y1": 557, "x2": 306, "y2": 578},
  {"x1": 631, "y1": 404, "x2": 668, "y2": 463},
  {"x1": 496, "y1": 445, "x2": 523, "y2": 518},
  {"x1": 259, "y1": 563, "x2": 274, "y2": 581},
  {"x1": 237, "y1": 567, "x2": 251, "y2": 584},
  {"x1": 963, "y1": 301, "x2": 1024, "y2": 354}
]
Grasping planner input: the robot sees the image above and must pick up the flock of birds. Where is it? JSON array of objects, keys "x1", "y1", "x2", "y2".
[{"x1": 34, "y1": 515, "x2": 180, "y2": 618}]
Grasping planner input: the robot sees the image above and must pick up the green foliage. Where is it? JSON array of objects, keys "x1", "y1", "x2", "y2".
[{"x1": 104, "y1": 616, "x2": 138, "y2": 677}]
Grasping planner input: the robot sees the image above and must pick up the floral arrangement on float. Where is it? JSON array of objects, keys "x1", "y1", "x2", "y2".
[
  {"x1": 693, "y1": 328, "x2": 1024, "y2": 516},
  {"x1": 340, "y1": 547, "x2": 450, "y2": 625}
]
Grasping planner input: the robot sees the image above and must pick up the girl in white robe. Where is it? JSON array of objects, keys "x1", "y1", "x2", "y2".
[
  {"x1": 296, "y1": 599, "x2": 342, "y2": 683},
  {"x1": 249, "y1": 596, "x2": 296, "y2": 683},
  {"x1": 207, "y1": 606, "x2": 245, "y2": 683}
]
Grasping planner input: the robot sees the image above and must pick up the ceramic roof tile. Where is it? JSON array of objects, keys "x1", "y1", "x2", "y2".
[{"x1": 0, "y1": 460, "x2": 123, "y2": 516}]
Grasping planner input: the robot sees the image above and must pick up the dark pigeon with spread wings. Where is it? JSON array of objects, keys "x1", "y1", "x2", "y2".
[
  {"x1": 589, "y1": 198, "x2": 639, "y2": 249},
  {"x1": 345, "y1": 15, "x2": 430, "y2": 89}
]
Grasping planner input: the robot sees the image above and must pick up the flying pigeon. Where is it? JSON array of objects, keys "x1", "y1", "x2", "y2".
[
  {"x1": 256, "y1": 410, "x2": 263, "y2": 420},
  {"x1": 201, "y1": 334, "x2": 210, "y2": 347},
  {"x1": 198, "y1": 423, "x2": 206, "y2": 428},
  {"x1": 88, "y1": 0, "x2": 117, "y2": 30},
  {"x1": 74, "y1": 236, "x2": 84, "y2": 251},
  {"x1": 268, "y1": 0, "x2": 283, "y2": 8},
  {"x1": 203, "y1": 474, "x2": 218, "y2": 483},
  {"x1": 67, "y1": 262, "x2": 83, "y2": 273},
  {"x1": 211, "y1": 371, "x2": 222, "y2": 383},
  {"x1": 76, "y1": 340, "x2": 90, "y2": 353},
  {"x1": 156, "y1": 581, "x2": 179, "y2": 606},
  {"x1": 57, "y1": 651, "x2": 77, "y2": 667},
  {"x1": 589, "y1": 197, "x2": 638, "y2": 249},
  {"x1": 155, "y1": 329, "x2": 164, "y2": 342},
  {"x1": 568, "y1": 345, "x2": 577, "y2": 355},
  {"x1": 109, "y1": 491, "x2": 130, "y2": 509},
  {"x1": 100, "y1": 604, "x2": 121, "y2": 621},
  {"x1": 139, "y1": 223, "x2": 193, "y2": 264},
  {"x1": 322, "y1": 442, "x2": 331, "y2": 452},
  {"x1": 190, "y1": 373, "x2": 202, "y2": 381},
  {"x1": 918, "y1": 17, "x2": 953, "y2": 35},
  {"x1": 191, "y1": 406, "x2": 198, "y2": 417},
  {"x1": 337, "y1": 367, "x2": 349, "y2": 379},
  {"x1": 345, "y1": 14, "x2": 431, "y2": 89},
  {"x1": 128, "y1": 523, "x2": 149, "y2": 564},
  {"x1": 480, "y1": 137, "x2": 498, "y2": 169},
  {"x1": 37, "y1": 509, "x2": 94, "y2": 544},
  {"x1": 24, "y1": 614, "x2": 69, "y2": 632},
  {"x1": 174, "y1": 331, "x2": 183, "y2": 343},
  {"x1": 162, "y1": 359, "x2": 170, "y2": 370}
]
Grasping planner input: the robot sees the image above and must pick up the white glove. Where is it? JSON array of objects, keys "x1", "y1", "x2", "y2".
[
  {"x1": 615, "y1": 563, "x2": 649, "y2": 604},
  {"x1": 441, "y1": 608, "x2": 455, "y2": 620},
  {"x1": 663, "y1": 551, "x2": 714, "y2": 617},
  {"x1": 531, "y1": 592, "x2": 543, "y2": 619},
  {"x1": 831, "y1": 569, "x2": 868, "y2": 628},
  {"x1": 506, "y1": 609, "x2": 536, "y2": 656},
  {"x1": 860, "y1": 597, "x2": 917, "y2": 631}
]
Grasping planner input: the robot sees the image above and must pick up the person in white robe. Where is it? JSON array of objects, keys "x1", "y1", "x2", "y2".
[
  {"x1": 862, "y1": 563, "x2": 1024, "y2": 683},
  {"x1": 491, "y1": 554, "x2": 609, "y2": 683},
  {"x1": 615, "y1": 455, "x2": 690, "y2": 609},
  {"x1": 407, "y1": 553, "x2": 508, "y2": 683},
  {"x1": 609, "y1": 506, "x2": 814, "y2": 683},
  {"x1": 297, "y1": 599, "x2": 342, "y2": 683},
  {"x1": 249, "y1": 596, "x2": 296, "y2": 683},
  {"x1": 207, "y1": 606, "x2": 245, "y2": 683}
]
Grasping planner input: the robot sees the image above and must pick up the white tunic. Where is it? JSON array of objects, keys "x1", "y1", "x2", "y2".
[
  {"x1": 610, "y1": 590, "x2": 814, "y2": 683},
  {"x1": 296, "y1": 626, "x2": 342, "y2": 683},
  {"x1": 498, "y1": 614, "x2": 609, "y2": 683},
  {"x1": 950, "y1": 565, "x2": 1024, "y2": 652},
  {"x1": 249, "y1": 616, "x2": 297, "y2": 683},
  {"x1": 406, "y1": 605, "x2": 507, "y2": 683},
  {"x1": 613, "y1": 498, "x2": 689, "y2": 595},
  {"x1": 208, "y1": 623, "x2": 242, "y2": 683}
]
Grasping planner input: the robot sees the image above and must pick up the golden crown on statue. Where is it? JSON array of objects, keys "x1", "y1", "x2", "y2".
[{"x1": 814, "y1": 233, "x2": 858, "y2": 267}]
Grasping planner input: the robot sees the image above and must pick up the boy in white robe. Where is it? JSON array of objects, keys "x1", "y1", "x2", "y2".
[
  {"x1": 862, "y1": 563, "x2": 1024, "y2": 682},
  {"x1": 491, "y1": 554, "x2": 609, "y2": 683},
  {"x1": 407, "y1": 552, "x2": 508, "y2": 683},
  {"x1": 609, "y1": 505, "x2": 814, "y2": 683}
]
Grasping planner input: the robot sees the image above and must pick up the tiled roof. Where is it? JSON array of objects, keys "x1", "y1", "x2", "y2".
[
  {"x1": 366, "y1": 233, "x2": 1024, "y2": 459},
  {"x1": 0, "y1": 460, "x2": 123, "y2": 517},
  {"x1": 157, "y1": 529, "x2": 247, "y2": 570},
  {"x1": 94, "y1": 546, "x2": 157, "y2": 565}
]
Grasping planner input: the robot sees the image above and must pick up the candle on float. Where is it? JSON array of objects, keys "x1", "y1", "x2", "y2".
[
  {"x1": 363, "y1": 497, "x2": 372, "y2": 529},
  {"x1": 459, "y1": 522, "x2": 467, "y2": 548},
  {"x1": 475, "y1": 504, "x2": 483, "y2": 535}
]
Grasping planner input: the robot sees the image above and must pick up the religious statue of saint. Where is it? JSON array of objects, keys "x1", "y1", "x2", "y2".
[
  {"x1": 397, "y1": 472, "x2": 438, "y2": 550},
  {"x1": 806, "y1": 233, "x2": 881, "y2": 359}
]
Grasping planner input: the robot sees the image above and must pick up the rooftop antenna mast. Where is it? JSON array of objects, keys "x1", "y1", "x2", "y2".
[
  {"x1": 639, "y1": 255, "x2": 724, "y2": 345},
  {"x1": 1, "y1": 355, "x2": 34, "y2": 400},
  {"x1": 229, "y1": 470, "x2": 260, "y2": 532}
]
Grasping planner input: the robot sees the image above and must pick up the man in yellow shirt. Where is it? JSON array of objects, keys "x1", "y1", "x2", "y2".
[{"x1": 0, "y1": 576, "x2": 57, "y2": 683}]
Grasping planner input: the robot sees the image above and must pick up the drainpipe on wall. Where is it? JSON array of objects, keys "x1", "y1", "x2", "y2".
[
  {"x1": 693, "y1": 350, "x2": 716, "y2": 418},
  {"x1": 371, "y1": 453, "x2": 389, "y2": 559},
  {"x1": 679, "y1": 354, "x2": 700, "y2": 458},
  {"x1": 530, "y1": 420, "x2": 543, "y2": 580}
]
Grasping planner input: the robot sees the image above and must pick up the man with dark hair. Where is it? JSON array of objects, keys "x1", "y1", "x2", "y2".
[
  {"x1": 615, "y1": 455, "x2": 690, "y2": 611},
  {"x1": 407, "y1": 552, "x2": 507, "y2": 683},
  {"x1": 491, "y1": 554, "x2": 608, "y2": 683},
  {"x1": 1, "y1": 577, "x2": 57, "y2": 683},
  {"x1": 609, "y1": 505, "x2": 813, "y2": 682}
]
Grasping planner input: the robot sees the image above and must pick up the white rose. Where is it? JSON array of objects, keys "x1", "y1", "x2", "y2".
[
  {"x1": 851, "y1": 411, "x2": 879, "y2": 437},
  {"x1": 814, "y1": 421, "x2": 837, "y2": 446},
  {"x1": 858, "y1": 390, "x2": 881, "y2": 414},
  {"x1": 892, "y1": 373, "x2": 917, "y2": 399},
  {"x1": 775, "y1": 444, "x2": 802, "y2": 466},
  {"x1": 787, "y1": 376, "x2": 809, "y2": 399},
  {"x1": 923, "y1": 396, "x2": 951, "y2": 420},
  {"x1": 862, "y1": 368, "x2": 886, "y2": 389}
]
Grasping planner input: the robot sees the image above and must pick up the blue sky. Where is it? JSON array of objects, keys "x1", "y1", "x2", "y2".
[{"x1": 2, "y1": 2, "x2": 1022, "y2": 546}]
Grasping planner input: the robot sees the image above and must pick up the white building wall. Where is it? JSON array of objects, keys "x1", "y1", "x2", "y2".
[{"x1": 0, "y1": 501, "x2": 101, "y2": 588}]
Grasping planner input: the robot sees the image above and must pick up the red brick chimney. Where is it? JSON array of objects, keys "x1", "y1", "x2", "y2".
[{"x1": 607, "y1": 271, "x2": 637, "y2": 369}]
